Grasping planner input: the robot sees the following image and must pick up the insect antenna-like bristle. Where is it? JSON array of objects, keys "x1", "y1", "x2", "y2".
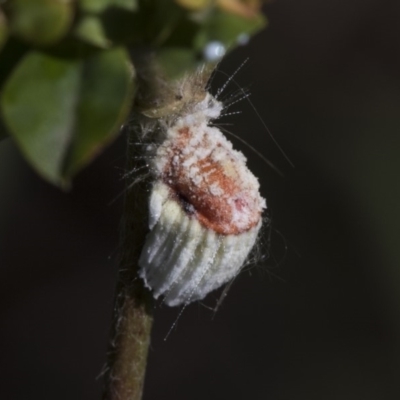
[
  {"x1": 219, "y1": 110, "x2": 242, "y2": 118},
  {"x1": 216, "y1": 58, "x2": 249, "y2": 99}
]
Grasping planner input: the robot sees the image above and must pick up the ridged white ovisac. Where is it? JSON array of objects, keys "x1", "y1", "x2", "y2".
[{"x1": 138, "y1": 74, "x2": 266, "y2": 307}]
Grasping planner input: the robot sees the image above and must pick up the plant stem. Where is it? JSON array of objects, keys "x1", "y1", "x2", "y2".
[{"x1": 103, "y1": 127, "x2": 154, "y2": 400}]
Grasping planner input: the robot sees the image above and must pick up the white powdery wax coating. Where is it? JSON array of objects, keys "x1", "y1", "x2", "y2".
[
  {"x1": 138, "y1": 91, "x2": 266, "y2": 306},
  {"x1": 139, "y1": 181, "x2": 262, "y2": 306}
]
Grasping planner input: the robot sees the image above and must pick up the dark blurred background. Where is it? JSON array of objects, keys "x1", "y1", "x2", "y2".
[{"x1": 1, "y1": 0, "x2": 400, "y2": 399}]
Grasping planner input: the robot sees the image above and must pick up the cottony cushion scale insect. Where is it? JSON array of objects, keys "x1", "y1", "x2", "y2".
[{"x1": 138, "y1": 68, "x2": 266, "y2": 306}]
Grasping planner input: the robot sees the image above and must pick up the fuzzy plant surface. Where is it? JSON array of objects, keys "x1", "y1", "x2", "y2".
[{"x1": 0, "y1": 1, "x2": 267, "y2": 399}]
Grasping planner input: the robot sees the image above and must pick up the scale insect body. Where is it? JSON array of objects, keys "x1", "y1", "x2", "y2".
[{"x1": 137, "y1": 65, "x2": 266, "y2": 307}]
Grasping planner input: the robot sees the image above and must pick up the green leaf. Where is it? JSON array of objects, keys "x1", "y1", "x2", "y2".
[
  {"x1": 9, "y1": 0, "x2": 74, "y2": 46},
  {"x1": 74, "y1": 14, "x2": 111, "y2": 48},
  {"x1": 1, "y1": 49, "x2": 133, "y2": 187},
  {"x1": 75, "y1": 0, "x2": 140, "y2": 47},
  {"x1": 1, "y1": 52, "x2": 79, "y2": 184},
  {"x1": 63, "y1": 48, "x2": 134, "y2": 180},
  {"x1": 79, "y1": 0, "x2": 138, "y2": 13},
  {"x1": 194, "y1": 9, "x2": 267, "y2": 51},
  {"x1": 0, "y1": 38, "x2": 29, "y2": 90},
  {"x1": 156, "y1": 47, "x2": 198, "y2": 78}
]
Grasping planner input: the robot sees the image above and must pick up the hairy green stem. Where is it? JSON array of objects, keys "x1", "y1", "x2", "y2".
[{"x1": 103, "y1": 128, "x2": 153, "y2": 400}]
